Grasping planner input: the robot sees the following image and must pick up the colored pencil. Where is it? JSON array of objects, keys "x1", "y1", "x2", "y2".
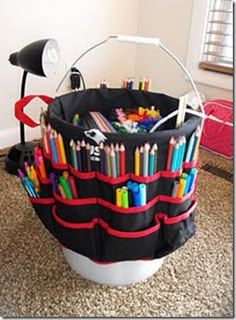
[
  {"x1": 119, "y1": 143, "x2": 126, "y2": 176},
  {"x1": 166, "y1": 136, "x2": 175, "y2": 171}
]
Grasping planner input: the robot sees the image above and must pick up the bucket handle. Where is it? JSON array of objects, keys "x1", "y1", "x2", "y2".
[{"x1": 55, "y1": 35, "x2": 205, "y2": 131}]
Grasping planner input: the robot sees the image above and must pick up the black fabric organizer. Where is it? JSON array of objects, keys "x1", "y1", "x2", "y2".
[{"x1": 29, "y1": 88, "x2": 201, "y2": 262}]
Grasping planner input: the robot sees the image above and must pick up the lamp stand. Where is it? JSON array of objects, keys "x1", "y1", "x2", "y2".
[{"x1": 5, "y1": 71, "x2": 38, "y2": 175}]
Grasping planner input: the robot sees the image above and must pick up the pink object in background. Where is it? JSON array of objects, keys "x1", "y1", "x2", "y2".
[{"x1": 200, "y1": 100, "x2": 233, "y2": 159}]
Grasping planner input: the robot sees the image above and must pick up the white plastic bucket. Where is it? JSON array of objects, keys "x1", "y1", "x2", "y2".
[{"x1": 62, "y1": 247, "x2": 164, "y2": 286}]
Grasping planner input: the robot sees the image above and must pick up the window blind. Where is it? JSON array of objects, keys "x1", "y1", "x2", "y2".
[{"x1": 199, "y1": 0, "x2": 233, "y2": 75}]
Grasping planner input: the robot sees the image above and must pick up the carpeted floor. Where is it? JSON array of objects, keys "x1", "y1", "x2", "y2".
[{"x1": 0, "y1": 148, "x2": 233, "y2": 317}]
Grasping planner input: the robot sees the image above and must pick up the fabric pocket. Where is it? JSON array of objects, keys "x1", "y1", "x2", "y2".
[
  {"x1": 29, "y1": 197, "x2": 55, "y2": 234},
  {"x1": 52, "y1": 205, "x2": 162, "y2": 262},
  {"x1": 157, "y1": 200, "x2": 197, "y2": 258},
  {"x1": 69, "y1": 165, "x2": 98, "y2": 198}
]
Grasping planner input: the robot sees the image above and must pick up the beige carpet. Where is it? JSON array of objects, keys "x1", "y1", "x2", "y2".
[{"x1": 0, "y1": 148, "x2": 233, "y2": 317}]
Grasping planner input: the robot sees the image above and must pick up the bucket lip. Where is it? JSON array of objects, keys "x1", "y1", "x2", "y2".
[{"x1": 48, "y1": 88, "x2": 201, "y2": 142}]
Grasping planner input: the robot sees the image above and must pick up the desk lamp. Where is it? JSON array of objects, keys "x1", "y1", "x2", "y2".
[{"x1": 6, "y1": 39, "x2": 60, "y2": 175}]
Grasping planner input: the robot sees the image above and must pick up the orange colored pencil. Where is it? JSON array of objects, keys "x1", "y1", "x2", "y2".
[{"x1": 166, "y1": 136, "x2": 175, "y2": 171}]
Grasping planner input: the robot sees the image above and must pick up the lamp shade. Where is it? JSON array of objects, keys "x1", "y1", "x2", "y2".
[{"x1": 9, "y1": 39, "x2": 60, "y2": 77}]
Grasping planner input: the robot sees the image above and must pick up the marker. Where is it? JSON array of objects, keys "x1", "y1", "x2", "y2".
[
  {"x1": 176, "y1": 178, "x2": 186, "y2": 198},
  {"x1": 59, "y1": 176, "x2": 73, "y2": 200},
  {"x1": 171, "y1": 180, "x2": 179, "y2": 197},
  {"x1": 116, "y1": 188, "x2": 122, "y2": 207},
  {"x1": 121, "y1": 189, "x2": 129, "y2": 208},
  {"x1": 139, "y1": 184, "x2": 146, "y2": 206}
]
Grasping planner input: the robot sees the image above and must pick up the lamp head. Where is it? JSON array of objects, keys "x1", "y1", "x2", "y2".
[{"x1": 9, "y1": 39, "x2": 60, "y2": 77}]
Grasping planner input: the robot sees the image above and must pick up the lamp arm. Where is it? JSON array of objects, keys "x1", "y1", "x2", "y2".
[{"x1": 20, "y1": 70, "x2": 28, "y2": 144}]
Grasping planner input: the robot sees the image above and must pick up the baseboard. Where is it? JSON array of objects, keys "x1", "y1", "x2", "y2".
[{"x1": 0, "y1": 126, "x2": 41, "y2": 149}]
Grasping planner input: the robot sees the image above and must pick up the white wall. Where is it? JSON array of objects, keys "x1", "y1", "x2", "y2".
[
  {"x1": 0, "y1": 0, "x2": 139, "y2": 148},
  {"x1": 0, "y1": 0, "x2": 233, "y2": 149},
  {"x1": 134, "y1": 0, "x2": 233, "y2": 101}
]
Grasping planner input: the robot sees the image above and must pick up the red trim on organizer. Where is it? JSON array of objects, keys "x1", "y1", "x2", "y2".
[
  {"x1": 29, "y1": 197, "x2": 55, "y2": 204},
  {"x1": 51, "y1": 160, "x2": 68, "y2": 171},
  {"x1": 98, "y1": 195, "x2": 158, "y2": 214},
  {"x1": 182, "y1": 159, "x2": 198, "y2": 169},
  {"x1": 96, "y1": 172, "x2": 129, "y2": 184},
  {"x1": 69, "y1": 165, "x2": 96, "y2": 179},
  {"x1": 52, "y1": 206, "x2": 160, "y2": 238},
  {"x1": 53, "y1": 191, "x2": 97, "y2": 206},
  {"x1": 161, "y1": 170, "x2": 182, "y2": 178},
  {"x1": 156, "y1": 200, "x2": 197, "y2": 225},
  {"x1": 98, "y1": 189, "x2": 193, "y2": 214},
  {"x1": 130, "y1": 171, "x2": 161, "y2": 183}
]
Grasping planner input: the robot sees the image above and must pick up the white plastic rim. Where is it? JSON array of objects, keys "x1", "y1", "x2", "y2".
[{"x1": 62, "y1": 247, "x2": 165, "y2": 286}]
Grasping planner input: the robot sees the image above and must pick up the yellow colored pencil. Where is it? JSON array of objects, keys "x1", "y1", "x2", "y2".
[
  {"x1": 134, "y1": 146, "x2": 140, "y2": 176},
  {"x1": 58, "y1": 133, "x2": 67, "y2": 164}
]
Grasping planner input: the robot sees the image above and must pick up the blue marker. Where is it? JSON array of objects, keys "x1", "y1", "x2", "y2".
[
  {"x1": 187, "y1": 168, "x2": 197, "y2": 192},
  {"x1": 139, "y1": 184, "x2": 147, "y2": 205}
]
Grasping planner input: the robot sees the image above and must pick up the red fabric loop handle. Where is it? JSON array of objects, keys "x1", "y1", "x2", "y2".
[{"x1": 15, "y1": 95, "x2": 54, "y2": 128}]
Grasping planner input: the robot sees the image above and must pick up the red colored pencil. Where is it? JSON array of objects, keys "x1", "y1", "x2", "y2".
[
  {"x1": 119, "y1": 143, "x2": 126, "y2": 176},
  {"x1": 166, "y1": 136, "x2": 175, "y2": 171}
]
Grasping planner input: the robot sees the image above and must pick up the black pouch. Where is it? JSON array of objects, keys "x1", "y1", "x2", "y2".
[{"x1": 30, "y1": 88, "x2": 201, "y2": 262}]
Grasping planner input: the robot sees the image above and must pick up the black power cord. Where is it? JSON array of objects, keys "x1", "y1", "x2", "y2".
[{"x1": 70, "y1": 67, "x2": 86, "y2": 90}]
